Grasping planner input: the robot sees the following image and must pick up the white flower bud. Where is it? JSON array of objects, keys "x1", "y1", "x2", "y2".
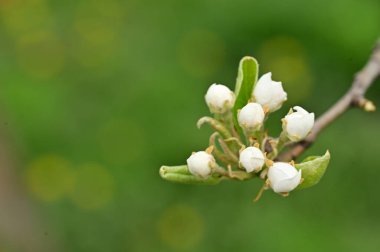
[
  {"x1": 238, "y1": 103, "x2": 265, "y2": 131},
  {"x1": 267, "y1": 162, "x2": 302, "y2": 193},
  {"x1": 205, "y1": 84, "x2": 235, "y2": 114},
  {"x1": 186, "y1": 151, "x2": 215, "y2": 178},
  {"x1": 253, "y1": 72, "x2": 287, "y2": 112},
  {"x1": 283, "y1": 106, "x2": 315, "y2": 142},
  {"x1": 239, "y1": 147, "x2": 265, "y2": 173}
]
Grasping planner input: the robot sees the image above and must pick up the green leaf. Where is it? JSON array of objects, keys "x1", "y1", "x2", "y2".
[
  {"x1": 159, "y1": 165, "x2": 222, "y2": 185},
  {"x1": 295, "y1": 151, "x2": 330, "y2": 190},
  {"x1": 232, "y1": 56, "x2": 259, "y2": 134}
]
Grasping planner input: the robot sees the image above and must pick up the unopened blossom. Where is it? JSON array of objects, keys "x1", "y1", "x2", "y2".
[
  {"x1": 238, "y1": 103, "x2": 265, "y2": 132},
  {"x1": 239, "y1": 146, "x2": 265, "y2": 173},
  {"x1": 267, "y1": 162, "x2": 302, "y2": 193},
  {"x1": 186, "y1": 151, "x2": 216, "y2": 178},
  {"x1": 283, "y1": 106, "x2": 314, "y2": 142},
  {"x1": 253, "y1": 72, "x2": 287, "y2": 112},
  {"x1": 205, "y1": 84, "x2": 235, "y2": 114}
]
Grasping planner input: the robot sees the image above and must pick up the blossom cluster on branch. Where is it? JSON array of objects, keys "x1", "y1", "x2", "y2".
[{"x1": 160, "y1": 56, "x2": 330, "y2": 201}]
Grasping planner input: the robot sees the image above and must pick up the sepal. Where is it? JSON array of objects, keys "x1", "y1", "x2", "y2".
[
  {"x1": 159, "y1": 165, "x2": 223, "y2": 185},
  {"x1": 295, "y1": 151, "x2": 330, "y2": 190}
]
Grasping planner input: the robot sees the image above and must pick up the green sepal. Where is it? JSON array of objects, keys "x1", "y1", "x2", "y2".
[
  {"x1": 295, "y1": 151, "x2": 330, "y2": 190},
  {"x1": 159, "y1": 165, "x2": 223, "y2": 185}
]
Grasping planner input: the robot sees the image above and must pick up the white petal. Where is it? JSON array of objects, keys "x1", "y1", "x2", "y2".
[
  {"x1": 293, "y1": 106, "x2": 308, "y2": 115},
  {"x1": 205, "y1": 84, "x2": 235, "y2": 113},
  {"x1": 238, "y1": 103, "x2": 264, "y2": 131},
  {"x1": 239, "y1": 147, "x2": 265, "y2": 172},
  {"x1": 268, "y1": 163, "x2": 301, "y2": 193},
  {"x1": 284, "y1": 106, "x2": 314, "y2": 141},
  {"x1": 272, "y1": 170, "x2": 302, "y2": 193},
  {"x1": 186, "y1": 151, "x2": 214, "y2": 178},
  {"x1": 253, "y1": 73, "x2": 287, "y2": 112}
]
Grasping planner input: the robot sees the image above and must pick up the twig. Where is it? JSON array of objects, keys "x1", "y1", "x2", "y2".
[
  {"x1": 278, "y1": 38, "x2": 380, "y2": 161},
  {"x1": 0, "y1": 110, "x2": 59, "y2": 251}
]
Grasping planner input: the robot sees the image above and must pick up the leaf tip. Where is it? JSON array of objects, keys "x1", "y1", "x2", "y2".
[
  {"x1": 159, "y1": 166, "x2": 167, "y2": 178},
  {"x1": 240, "y1": 56, "x2": 258, "y2": 64}
]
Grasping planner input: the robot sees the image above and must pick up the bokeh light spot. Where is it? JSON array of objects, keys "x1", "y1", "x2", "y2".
[
  {"x1": 74, "y1": 0, "x2": 123, "y2": 45},
  {"x1": 70, "y1": 0, "x2": 123, "y2": 68},
  {"x1": 69, "y1": 164, "x2": 115, "y2": 210},
  {"x1": 178, "y1": 29, "x2": 226, "y2": 78},
  {"x1": 25, "y1": 155, "x2": 74, "y2": 202},
  {"x1": 258, "y1": 36, "x2": 312, "y2": 103},
  {"x1": 16, "y1": 31, "x2": 65, "y2": 79},
  {"x1": 157, "y1": 204, "x2": 204, "y2": 250},
  {"x1": 97, "y1": 120, "x2": 145, "y2": 166},
  {"x1": 71, "y1": 40, "x2": 116, "y2": 68},
  {"x1": 0, "y1": 0, "x2": 53, "y2": 38}
]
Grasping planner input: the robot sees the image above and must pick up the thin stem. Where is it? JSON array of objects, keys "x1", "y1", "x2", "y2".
[
  {"x1": 218, "y1": 138, "x2": 239, "y2": 164},
  {"x1": 253, "y1": 181, "x2": 268, "y2": 202},
  {"x1": 277, "y1": 38, "x2": 380, "y2": 161},
  {"x1": 209, "y1": 132, "x2": 236, "y2": 164},
  {"x1": 197, "y1": 117, "x2": 232, "y2": 139},
  {"x1": 224, "y1": 137, "x2": 244, "y2": 147}
]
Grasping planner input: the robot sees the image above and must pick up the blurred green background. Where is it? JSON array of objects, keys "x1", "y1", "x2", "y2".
[{"x1": 0, "y1": 0, "x2": 380, "y2": 251}]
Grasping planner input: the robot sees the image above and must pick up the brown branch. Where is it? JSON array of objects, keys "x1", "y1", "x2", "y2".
[
  {"x1": 278, "y1": 38, "x2": 380, "y2": 161},
  {"x1": 0, "y1": 109, "x2": 61, "y2": 251}
]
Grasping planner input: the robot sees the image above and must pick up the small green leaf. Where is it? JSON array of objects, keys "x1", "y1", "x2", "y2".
[
  {"x1": 159, "y1": 165, "x2": 222, "y2": 185},
  {"x1": 295, "y1": 151, "x2": 330, "y2": 190},
  {"x1": 232, "y1": 56, "x2": 259, "y2": 134}
]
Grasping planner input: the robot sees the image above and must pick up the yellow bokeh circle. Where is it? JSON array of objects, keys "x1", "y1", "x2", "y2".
[
  {"x1": 157, "y1": 204, "x2": 204, "y2": 250},
  {"x1": 25, "y1": 154, "x2": 75, "y2": 202},
  {"x1": 258, "y1": 36, "x2": 313, "y2": 103},
  {"x1": 70, "y1": 0, "x2": 123, "y2": 68},
  {"x1": 16, "y1": 31, "x2": 65, "y2": 79},
  {"x1": 69, "y1": 164, "x2": 115, "y2": 210}
]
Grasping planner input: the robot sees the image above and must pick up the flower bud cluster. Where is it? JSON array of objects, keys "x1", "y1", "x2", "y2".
[{"x1": 183, "y1": 68, "x2": 317, "y2": 198}]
